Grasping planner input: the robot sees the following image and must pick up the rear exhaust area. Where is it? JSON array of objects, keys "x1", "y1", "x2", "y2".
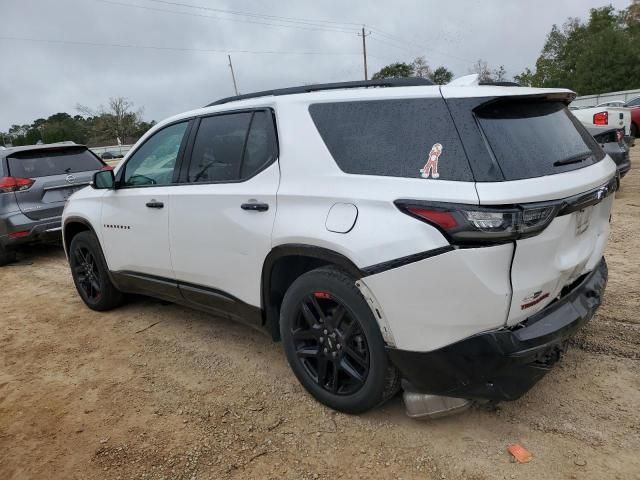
[{"x1": 403, "y1": 384, "x2": 472, "y2": 419}]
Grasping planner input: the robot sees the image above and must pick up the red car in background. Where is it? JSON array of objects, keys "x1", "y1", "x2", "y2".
[{"x1": 598, "y1": 97, "x2": 640, "y2": 139}]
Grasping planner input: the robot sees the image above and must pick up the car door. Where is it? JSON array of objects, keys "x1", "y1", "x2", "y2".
[
  {"x1": 101, "y1": 120, "x2": 190, "y2": 286},
  {"x1": 168, "y1": 110, "x2": 279, "y2": 325}
]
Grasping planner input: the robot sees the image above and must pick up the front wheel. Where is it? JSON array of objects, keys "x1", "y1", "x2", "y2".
[
  {"x1": 69, "y1": 231, "x2": 123, "y2": 311},
  {"x1": 280, "y1": 266, "x2": 399, "y2": 414}
]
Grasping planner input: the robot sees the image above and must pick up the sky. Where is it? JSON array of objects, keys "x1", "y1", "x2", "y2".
[{"x1": 0, "y1": 0, "x2": 632, "y2": 131}]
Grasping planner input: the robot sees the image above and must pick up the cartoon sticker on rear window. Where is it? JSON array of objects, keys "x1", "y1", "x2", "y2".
[{"x1": 420, "y1": 143, "x2": 442, "y2": 179}]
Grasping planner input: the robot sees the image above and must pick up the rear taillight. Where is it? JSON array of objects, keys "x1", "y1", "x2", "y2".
[
  {"x1": 0, "y1": 176, "x2": 35, "y2": 193},
  {"x1": 101, "y1": 165, "x2": 114, "y2": 171},
  {"x1": 593, "y1": 111, "x2": 608, "y2": 126},
  {"x1": 397, "y1": 201, "x2": 558, "y2": 244},
  {"x1": 9, "y1": 230, "x2": 30, "y2": 239}
]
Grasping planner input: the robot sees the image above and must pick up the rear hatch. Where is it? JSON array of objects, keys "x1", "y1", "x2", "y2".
[
  {"x1": 443, "y1": 89, "x2": 617, "y2": 325},
  {"x1": 7, "y1": 146, "x2": 104, "y2": 220}
]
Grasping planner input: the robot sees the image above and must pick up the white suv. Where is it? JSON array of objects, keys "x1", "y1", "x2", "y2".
[{"x1": 63, "y1": 79, "x2": 615, "y2": 417}]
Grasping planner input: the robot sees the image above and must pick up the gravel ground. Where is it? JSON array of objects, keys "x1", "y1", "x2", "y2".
[{"x1": 1, "y1": 148, "x2": 639, "y2": 480}]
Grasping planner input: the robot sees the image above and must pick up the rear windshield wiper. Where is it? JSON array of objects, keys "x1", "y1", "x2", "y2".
[{"x1": 553, "y1": 153, "x2": 592, "y2": 167}]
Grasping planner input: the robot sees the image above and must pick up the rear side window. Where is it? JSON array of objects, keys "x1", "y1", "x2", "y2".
[
  {"x1": 476, "y1": 101, "x2": 605, "y2": 181},
  {"x1": 242, "y1": 111, "x2": 278, "y2": 178},
  {"x1": 8, "y1": 148, "x2": 103, "y2": 178},
  {"x1": 187, "y1": 110, "x2": 277, "y2": 183},
  {"x1": 309, "y1": 99, "x2": 473, "y2": 181},
  {"x1": 188, "y1": 113, "x2": 252, "y2": 183}
]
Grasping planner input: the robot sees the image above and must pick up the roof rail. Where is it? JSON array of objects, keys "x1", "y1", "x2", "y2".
[{"x1": 206, "y1": 77, "x2": 435, "y2": 107}]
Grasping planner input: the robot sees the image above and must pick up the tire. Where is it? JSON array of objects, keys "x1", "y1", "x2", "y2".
[
  {"x1": 280, "y1": 266, "x2": 400, "y2": 414},
  {"x1": 69, "y1": 231, "x2": 124, "y2": 311},
  {"x1": 631, "y1": 122, "x2": 638, "y2": 139},
  {"x1": 0, "y1": 244, "x2": 17, "y2": 266}
]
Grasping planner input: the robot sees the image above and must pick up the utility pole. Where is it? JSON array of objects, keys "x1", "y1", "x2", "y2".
[
  {"x1": 228, "y1": 54, "x2": 239, "y2": 96},
  {"x1": 357, "y1": 26, "x2": 371, "y2": 80}
]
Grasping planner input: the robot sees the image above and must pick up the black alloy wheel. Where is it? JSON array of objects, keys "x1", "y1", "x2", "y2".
[
  {"x1": 73, "y1": 246, "x2": 102, "y2": 302},
  {"x1": 69, "y1": 231, "x2": 123, "y2": 311},
  {"x1": 280, "y1": 266, "x2": 400, "y2": 414},
  {"x1": 292, "y1": 292, "x2": 370, "y2": 395}
]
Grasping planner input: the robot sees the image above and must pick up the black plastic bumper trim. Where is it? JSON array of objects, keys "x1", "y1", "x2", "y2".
[
  {"x1": 387, "y1": 257, "x2": 608, "y2": 401},
  {"x1": 361, "y1": 246, "x2": 454, "y2": 276}
]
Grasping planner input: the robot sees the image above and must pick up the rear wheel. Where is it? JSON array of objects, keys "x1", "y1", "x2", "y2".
[
  {"x1": 631, "y1": 122, "x2": 638, "y2": 139},
  {"x1": 280, "y1": 266, "x2": 399, "y2": 414},
  {"x1": 69, "y1": 231, "x2": 123, "y2": 311},
  {"x1": 0, "y1": 244, "x2": 17, "y2": 266}
]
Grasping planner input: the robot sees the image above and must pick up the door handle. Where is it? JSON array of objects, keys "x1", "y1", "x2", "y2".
[
  {"x1": 241, "y1": 202, "x2": 269, "y2": 212},
  {"x1": 146, "y1": 200, "x2": 164, "y2": 209}
]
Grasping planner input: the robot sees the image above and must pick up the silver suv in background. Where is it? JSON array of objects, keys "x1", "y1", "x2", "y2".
[{"x1": 0, "y1": 143, "x2": 107, "y2": 265}]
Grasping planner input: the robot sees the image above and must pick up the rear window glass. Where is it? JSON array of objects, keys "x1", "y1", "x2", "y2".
[
  {"x1": 8, "y1": 148, "x2": 103, "y2": 178},
  {"x1": 309, "y1": 99, "x2": 473, "y2": 181},
  {"x1": 476, "y1": 101, "x2": 605, "y2": 181}
]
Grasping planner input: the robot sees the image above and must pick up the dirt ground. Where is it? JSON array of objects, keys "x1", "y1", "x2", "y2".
[{"x1": 1, "y1": 150, "x2": 639, "y2": 480}]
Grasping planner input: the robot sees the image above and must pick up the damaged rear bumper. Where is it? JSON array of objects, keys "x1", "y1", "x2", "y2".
[{"x1": 387, "y1": 257, "x2": 608, "y2": 401}]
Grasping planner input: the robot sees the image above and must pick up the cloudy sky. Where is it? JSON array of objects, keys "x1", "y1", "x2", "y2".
[{"x1": 0, "y1": 0, "x2": 631, "y2": 131}]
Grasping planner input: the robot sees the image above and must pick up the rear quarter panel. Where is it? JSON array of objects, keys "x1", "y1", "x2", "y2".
[{"x1": 271, "y1": 99, "x2": 479, "y2": 269}]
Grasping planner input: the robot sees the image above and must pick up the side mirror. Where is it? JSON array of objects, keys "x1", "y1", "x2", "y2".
[{"x1": 92, "y1": 169, "x2": 115, "y2": 189}]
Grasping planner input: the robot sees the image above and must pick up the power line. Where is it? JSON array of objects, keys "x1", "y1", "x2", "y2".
[
  {"x1": 142, "y1": 0, "x2": 363, "y2": 29},
  {"x1": 93, "y1": 0, "x2": 360, "y2": 35},
  {"x1": 92, "y1": 0, "x2": 473, "y2": 68},
  {"x1": 0, "y1": 35, "x2": 364, "y2": 56},
  {"x1": 135, "y1": 0, "x2": 474, "y2": 65},
  {"x1": 368, "y1": 26, "x2": 474, "y2": 64},
  {"x1": 368, "y1": 35, "x2": 421, "y2": 57}
]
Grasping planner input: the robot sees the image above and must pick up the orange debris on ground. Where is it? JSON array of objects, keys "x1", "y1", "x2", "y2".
[{"x1": 507, "y1": 443, "x2": 533, "y2": 463}]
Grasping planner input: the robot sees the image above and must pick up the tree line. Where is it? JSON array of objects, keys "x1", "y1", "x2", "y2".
[
  {"x1": 371, "y1": 2, "x2": 640, "y2": 95},
  {"x1": 3, "y1": 2, "x2": 638, "y2": 148},
  {"x1": 1, "y1": 97, "x2": 155, "y2": 148}
]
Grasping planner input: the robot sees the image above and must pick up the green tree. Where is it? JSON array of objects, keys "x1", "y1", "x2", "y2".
[
  {"x1": 77, "y1": 97, "x2": 147, "y2": 144},
  {"x1": 524, "y1": 5, "x2": 640, "y2": 94},
  {"x1": 1, "y1": 97, "x2": 154, "y2": 147},
  {"x1": 513, "y1": 67, "x2": 535, "y2": 86},
  {"x1": 431, "y1": 66, "x2": 454, "y2": 85},
  {"x1": 372, "y1": 59, "x2": 454, "y2": 84},
  {"x1": 493, "y1": 65, "x2": 507, "y2": 82},
  {"x1": 371, "y1": 62, "x2": 414, "y2": 79}
]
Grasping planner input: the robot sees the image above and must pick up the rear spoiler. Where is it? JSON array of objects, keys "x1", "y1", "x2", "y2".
[
  {"x1": 442, "y1": 80, "x2": 576, "y2": 105},
  {"x1": 6, "y1": 144, "x2": 90, "y2": 158},
  {"x1": 5, "y1": 144, "x2": 106, "y2": 166}
]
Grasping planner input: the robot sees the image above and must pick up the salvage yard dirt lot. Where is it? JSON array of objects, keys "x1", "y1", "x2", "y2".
[{"x1": 2, "y1": 151, "x2": 640, "y2": 480}]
